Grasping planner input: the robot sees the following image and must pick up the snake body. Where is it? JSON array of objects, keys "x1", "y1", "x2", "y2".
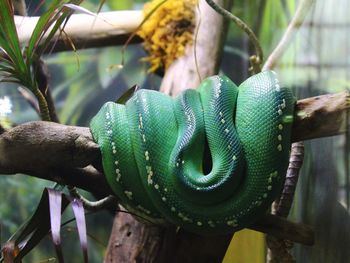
[{"x1": 90, "y1": 71, "x2": 294, "y2": 235}]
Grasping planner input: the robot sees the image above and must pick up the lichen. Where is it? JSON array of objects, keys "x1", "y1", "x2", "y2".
[{"x1": 137, "y1": 0, "x2": 198, "y2": 73}]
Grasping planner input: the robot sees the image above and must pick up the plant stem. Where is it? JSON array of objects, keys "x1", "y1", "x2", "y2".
[
  {"x1": 205, "y1": 0, "x2": 264, "y2": 67},
  {"x1": 33, "y1": 88, "x2": 51, "y2": 121}
]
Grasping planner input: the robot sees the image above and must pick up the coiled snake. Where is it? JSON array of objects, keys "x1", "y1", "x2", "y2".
[{"x1": 90, "y1": 71, "x2": 294, "y2": 235}]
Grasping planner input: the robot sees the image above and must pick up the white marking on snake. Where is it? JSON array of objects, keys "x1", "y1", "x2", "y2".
[
  {"x1": 137, "y1": 205, "x2": 151, "y2": 214},
  {"x1": 208, "y1": 221, "x2": 215, "y2": 227},
  {"x1": 144, "y1": 151, "x2": 150, "y2": 161},
  {"x1": 226, "y1": 220, "x2": 238, "y2": 227},
  {"x1": 124, "y1": 191, "x2": 133, "y2": 200},
  {"x1": 281, "y1": 99, "x2": 286, "y2": 109},
  {"x1": 116, "y1": 172, "x2": 121, "y2": 182},
  {"x1": 278, "y1": 135, "x2": 282, "y2": 141},
  {"x1": 277, "y1": 144, "x2": 282, "y2": 151}
]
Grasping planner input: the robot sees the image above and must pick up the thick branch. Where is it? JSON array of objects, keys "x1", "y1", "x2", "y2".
[
  {"x1": 0, "y1": 121, "x2": 111, "y2": 196},
  {"x1": 292, "y1": 92, "x2": 350, "y2": 141},
  {"x1": 15, "y1": 11, "x2": 143, "y2": 52},
  {"x1": 1, "y1": 91, "x2": 346, "y2": 177},
  {"x1": 0, "y1": 91, "x2": 346, "y2": 243},
  {"x1": 160, "y1": 0, "x2": 233, "y2": 95}
]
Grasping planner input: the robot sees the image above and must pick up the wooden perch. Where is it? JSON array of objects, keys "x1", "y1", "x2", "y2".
[
  {"x1": 0, "y1": 77, "x2": 347, "y2": 248},
  {"x1": 15, "y1": 11, "x2": 143, "y2": 52},
  {"x1": 292, "y1": 92, "x2": 350, "y2": 141}
]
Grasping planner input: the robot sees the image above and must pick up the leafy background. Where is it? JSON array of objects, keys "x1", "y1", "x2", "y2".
[{"x1": 0, "y1": 0, "x2": 350, "y2": 262}]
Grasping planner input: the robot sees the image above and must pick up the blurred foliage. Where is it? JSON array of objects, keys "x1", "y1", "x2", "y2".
[{"x1": 0, "y1": 0, "x2": 350, "y2": 262}]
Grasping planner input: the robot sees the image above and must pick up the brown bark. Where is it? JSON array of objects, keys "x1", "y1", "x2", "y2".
[
  {"x1": 105, "y1": 0, "x2": 235, "y2": 261},
  {"x1": 3, "y1": 0, "x2": 348, "y2": 261},
  {"x1": 292, "y1": 92, "x2": 350, "y2": 141},
  {"x1": 1, "y1": 91, "x2": 346, "y2": 191}
]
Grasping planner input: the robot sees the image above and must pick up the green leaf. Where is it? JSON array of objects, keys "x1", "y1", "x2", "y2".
[
  {"x1": 25, "y1": 0, "x2": 62, "y2": 61},
  {"x1": 116, "y1": 85, "x2": 137, "y2": 104},
  {"x1": 0, "y1": 0, "x2": 27, "y2": 75}
]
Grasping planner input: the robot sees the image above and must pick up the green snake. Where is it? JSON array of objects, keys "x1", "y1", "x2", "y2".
[{"x1": 90, "y1": 71, "x2": 294, "y2": 235}]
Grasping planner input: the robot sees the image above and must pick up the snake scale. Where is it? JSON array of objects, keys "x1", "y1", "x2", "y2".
[{"x1": 90, "y1": 71, "x2": 295, "y2": 235}]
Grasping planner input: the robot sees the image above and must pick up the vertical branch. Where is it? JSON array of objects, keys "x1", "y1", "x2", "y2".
[
  {"x1": 273, "y1": 142, "x2": 305, "y2": 218},
  {"x1": 266, "y1": 142, "x2": 304, "y2": 263},
  {"x1": 104, "y1": 1, "x2": 234, "y2": 262},
  {"x1": 160, "y1": 0, "x2": 233, "y2": 96}
]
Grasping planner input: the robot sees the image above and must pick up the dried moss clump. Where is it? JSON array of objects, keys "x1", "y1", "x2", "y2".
[{"x1": 138, "y1": 0, "x2": 198, "y2": 72}]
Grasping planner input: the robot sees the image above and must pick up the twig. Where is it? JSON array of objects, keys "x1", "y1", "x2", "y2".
[
  {"x1": 68, "y1": 186, "x2": 118, "y2": 211},
  {"x1": 205, "y1": 0, "x2": 263, "y2": 71},
  {"x1": 266, "y1": 142, "x2": 305, "y2": 262},
  {"x1": 274, "y1": 142, "x2": 305, "y2": 218},
  {"x1": 262, "y1": 0, "x2": 315, "y2": 71},
  {"x1": 251, "y1": 214, "x2": 314, "y2": 246}
]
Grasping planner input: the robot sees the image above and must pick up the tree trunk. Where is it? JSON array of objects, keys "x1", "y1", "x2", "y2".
[{"x1": 104, "y1": 0, "x2": 235, "y2": 262}]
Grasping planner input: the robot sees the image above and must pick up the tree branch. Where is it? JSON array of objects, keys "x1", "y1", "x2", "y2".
[
  {"x1": 292, "y1": 92, "x2": 350, "y2": 141},
  {"x1": 0, "y1": 121, "x2": 111, "y2": 196},
  {"x1": 1, "y1": 91, "x2": 347, "y2": 178},
  {"x1": 0, "y1": 86, "x2": 346, "y2": 250},
  {"x1": 14, "y1": 11, "x2": 143, "y2": 53}
]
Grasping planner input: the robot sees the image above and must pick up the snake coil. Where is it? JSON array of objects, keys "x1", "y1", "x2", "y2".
[{"x1": 90, "y1": 71, "x2": 294, "y2": 235}]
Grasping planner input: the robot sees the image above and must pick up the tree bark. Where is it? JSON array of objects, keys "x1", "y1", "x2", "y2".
[
  {"x1": 14, "y1": 11, "x2": 143, "y2": 52},
  {"x1": 3, "y1": 0, "x2": 348, "y2": 261},
  {"x1": 104, "y1": 0, "x2": 235, "y2": 261},
  {"x1": 1, "y1": 92, "x2": 347, "y2": 190}
]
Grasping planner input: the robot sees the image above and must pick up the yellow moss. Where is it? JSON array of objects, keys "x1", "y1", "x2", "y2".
[{"x1": 138, "y1": 0, "x2": 198, "y2": 72}]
